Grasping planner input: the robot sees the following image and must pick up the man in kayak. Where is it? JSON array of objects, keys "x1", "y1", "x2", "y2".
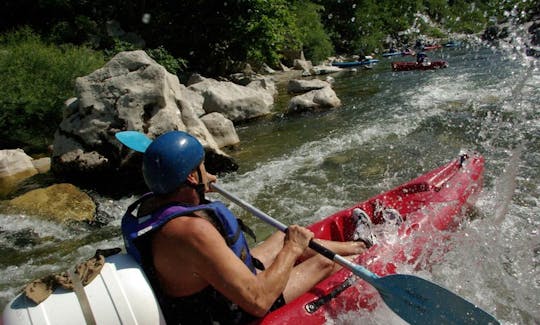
[
  {"x1": 121, "y1": 131, "x2": 367, "y2": 324},
  {"x1": 416, "y1": 50, "x2": 428, "y2": 64}
]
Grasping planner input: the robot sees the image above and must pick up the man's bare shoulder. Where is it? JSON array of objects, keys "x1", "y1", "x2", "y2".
[{"x1": 154, "y1": 215, "x2": 231, "y2": 275}]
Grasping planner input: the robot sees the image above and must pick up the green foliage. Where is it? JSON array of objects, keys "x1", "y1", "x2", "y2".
[
  {"x1": 103, "y1": 40, "x2": 187, "y2": 75},
  {"x1": 292, "y1": 1, "x2": 334, "y2": 64},
  {"x1": 145, "y1": 46, "x2": 187, "y2": 76},
  {"x1": 315, "y1": 0, "x2": 361, "y2": 54},
  {"x1": 0, "y1": 28, "x2": 105, "y2": 152},
  {"x1": 243, "y1": 0, "x2": 299, "y2": 68},
  {"x1": 353, "y1": 0, "x2": 388, "y2": 54},
  {"x1": 103, "y1": 39, "x2": 138, "y2": 59},
  {"x1": 423, "y1": 0, "x2": 451, "y2": 22},
  {"x1": 424, "y1": 26, "x2": 447, "y2": 39},
  {"x1": 516, "y1": 0, "x2": 540, "y2": 21},
  {"x1": 246, "y1": 1, "x2": 294, "y2": 68},
  {"x1": 314, "y1": 0, "x2": 521, "y2": 53},
  {"x1": 445, "y1": 1, "x2": 492, "y2": 33}
]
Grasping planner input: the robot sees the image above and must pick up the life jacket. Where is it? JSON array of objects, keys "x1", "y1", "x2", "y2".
[
  {"x1": 121, "y1": 194, "x2": 257, "y2": 274},
  {"x1": 121, "y1": 195, "x2": 283, "y2": 324},
  {"x1": 417, "y1": 52, "x2": 427, "y2": 63}
]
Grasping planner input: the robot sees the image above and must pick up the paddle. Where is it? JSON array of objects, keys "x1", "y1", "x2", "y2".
[
  {"x1": 115, "y1": 131, "x2": 153, "y2": 153},
  {"x1": 115, "y1": 131, "x2": 499, "y2": 324},
  {"x1": 210, "y1": 183, "x2": 500, "y2": 325}
]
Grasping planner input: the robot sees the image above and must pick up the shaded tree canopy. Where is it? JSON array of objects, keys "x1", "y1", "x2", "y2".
[{"x1": 2, "y1": 0, "x2": 532, "y2": 75}]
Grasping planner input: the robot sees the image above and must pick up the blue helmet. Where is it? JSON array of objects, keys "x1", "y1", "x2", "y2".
[{"x1": 142, "y1": 131, "x2": 205, "y2": 194}]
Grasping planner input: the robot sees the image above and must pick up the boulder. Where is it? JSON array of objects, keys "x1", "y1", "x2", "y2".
[
  {"x1": 288, "y1": 79, "x2": 331, "y2": 94},
  {"x1": 293, "y1": 59, "x2": 313, "y2": 76},
  {"x1": 247, "y1": 77, "x2": 278, "y2": 97},
  {"x1": 260, "y1": 63, "x2": 276, "y2": 74},
  {"x1": 188, "y1": 77, "x2": 274, "y2": 122},
  {"x1": 279, "y1": 62, "x2": 291, "y2": 72},
  {"x1": 286, "y1": 86, "x2": 341, "y2": 114},
  {"x1": 0, "y1": 149, "x2": 39, "y2": 197},
  {"x1": 51, "y1": 51, "x2": 238, "y2": 195},
  {"x1": 32, "y1": 157, "x2": 51, "y2": 174},
  {"x1": 201, "y1": 113, "x2": 240, "y2": 148},
  {"x1": 7, "y1": 183, "x2": 95, "y2": 222},
  {"x1": 311, "y1": 65, "x2": 342, "y2": 75}
]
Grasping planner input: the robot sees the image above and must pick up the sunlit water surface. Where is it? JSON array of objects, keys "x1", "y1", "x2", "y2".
[{"x1": 1, "y1": 43, "x2": 538, "y2": 324}]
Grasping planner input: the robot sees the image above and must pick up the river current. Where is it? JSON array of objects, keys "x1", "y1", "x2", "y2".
[{"x1": 1, "y1": 41, "x2": 538, "y2": 323}]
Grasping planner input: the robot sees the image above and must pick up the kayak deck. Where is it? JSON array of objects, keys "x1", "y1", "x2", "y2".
[
  {"x1": 332, "y1": 59, "x2": 380, "y2": 67},
  {"x1": 254, "y1": 153, "x2": 484, "y2": 324},
  {"x1": 2, "y1": 254, "x2": 166, "y2": 325}
]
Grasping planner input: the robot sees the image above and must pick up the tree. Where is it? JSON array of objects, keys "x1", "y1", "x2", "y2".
[
  {"x1": 0, "y1": 28, "x2": 105, "y2": 151},
  {"x1": 315, "y1": 0, "x2": 361, "y2": 54},
  {"x1": 292, "y1": 1, "x2": 334, "y2": 64}
]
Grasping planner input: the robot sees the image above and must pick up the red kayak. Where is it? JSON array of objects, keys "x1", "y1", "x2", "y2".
[
  {"x1": 391, "y1": 60, "x2": 448, "y2": 71},
  {"x1": 424, "y1": 44, "x2": 442, "y2": 51},
  {"x1": 254, "y1": 153, "x2": 484, "y2": 324}
]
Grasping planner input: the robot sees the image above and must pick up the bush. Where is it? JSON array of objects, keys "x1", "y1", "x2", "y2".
[
  {"x1": 0, "y1": 28, "x2": 105, "y2": 153},
  {"x1": 293, "y1": 1, "x2": 334, "y2": 64},
  {"x1": 145, "y1": 46, "x2": 187, "y2": 75},
  {"x1": 104, "y1": 39, "x2": 187, "y2": 75}
]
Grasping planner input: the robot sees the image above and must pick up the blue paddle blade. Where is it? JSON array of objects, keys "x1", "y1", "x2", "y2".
[
  {"x1": 115, "y1": 131, "x2": 152, "y2": 152},
  {"x1": 375, "y1": 274, "x2": 499, "y2": 325}
]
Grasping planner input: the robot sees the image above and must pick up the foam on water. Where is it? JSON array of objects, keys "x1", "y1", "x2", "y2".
[
  {"x1": 0, "y1": 214, "x2": 72, "y2": 242},
  {"x1": 217, "y1": 105, "x2": 440, "y2": 226}
]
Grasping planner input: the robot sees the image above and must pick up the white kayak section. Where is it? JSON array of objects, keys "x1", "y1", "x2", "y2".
[{"x1": 2, "y1": 253, "x2": 166, "y2": 325}]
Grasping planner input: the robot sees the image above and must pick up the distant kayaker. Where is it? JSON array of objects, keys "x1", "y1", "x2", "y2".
[
  {"x1": 417, "y1": 51, "x2": 428, "y2": 64},
  {"x1": 121, "y1": 131, "x2": 367, "y2": 324}
]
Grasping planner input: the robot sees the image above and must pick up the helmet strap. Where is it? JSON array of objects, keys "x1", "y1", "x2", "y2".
[{"x1": 187, "y1": 166, "x2": 208, "y2": 203}]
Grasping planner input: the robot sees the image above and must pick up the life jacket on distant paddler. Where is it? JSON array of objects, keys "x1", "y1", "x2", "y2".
[{"x1": 121, "y1": 194, "x2": 258, "y2": 274}]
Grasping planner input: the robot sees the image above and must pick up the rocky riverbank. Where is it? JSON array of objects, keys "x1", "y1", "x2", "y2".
[
  {"x1": 0, "y1": 50, "x2": 344, "y2": 222},
  {"x1": 3, "y1": 12, "x2": 538, "y2": 223}
]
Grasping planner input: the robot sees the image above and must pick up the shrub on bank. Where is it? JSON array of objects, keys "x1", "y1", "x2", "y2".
[{"x1": 0, "y1": 28, "x2": 105, "y2": 153}]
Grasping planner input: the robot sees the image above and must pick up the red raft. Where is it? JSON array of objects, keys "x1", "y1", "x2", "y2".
[
  {"x1": 423, "y1": 44, "x2": 442, "y2": 51},
  {"x1": 254, "y1": 153, "x2": 484, "y2": 324},
  {"x1": 391, "y1": 60, "x2": 448, "y2": 71}
]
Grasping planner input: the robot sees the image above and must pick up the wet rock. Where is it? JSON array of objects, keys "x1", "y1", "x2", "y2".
[
  {"x1": 188, "y1": 76, "x2": 274, "y2": 122},
  {"x1": 201, "y1": 113, "x2": 240, "y2": 148},
  {"x1": 0, "y1": 149, "x2": 39, "y2": 197},
  {"x1": 286, "y1": 86, "x2": 341, "y2": 114},
  {"x1": 293, "y1": 59, "x2": 313, "y2": 76},
  {"x1": 287, "y1": 79, "x2": 331, "y2": 94},
  {"x1": 7, "y1": 183, "x2": 96, "y2": 223}
]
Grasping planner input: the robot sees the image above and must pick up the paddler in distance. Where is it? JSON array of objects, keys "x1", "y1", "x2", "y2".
[{"x1": 120, "y1": 130, "x2": 367, "y2": 324}]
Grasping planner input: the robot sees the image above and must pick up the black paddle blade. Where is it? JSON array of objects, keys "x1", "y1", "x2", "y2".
[{"x1": 374, "y1": 274, "x2": 499, "y2": 325}]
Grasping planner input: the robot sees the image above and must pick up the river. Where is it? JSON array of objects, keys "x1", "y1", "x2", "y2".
[{"x1": 1, "y1": 41, "x2": 538, "y2": 323}]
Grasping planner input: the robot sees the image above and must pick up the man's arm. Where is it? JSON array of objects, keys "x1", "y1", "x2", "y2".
[{"x1": 155, "y1": 217, "x2": 311, "y2": 317}]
